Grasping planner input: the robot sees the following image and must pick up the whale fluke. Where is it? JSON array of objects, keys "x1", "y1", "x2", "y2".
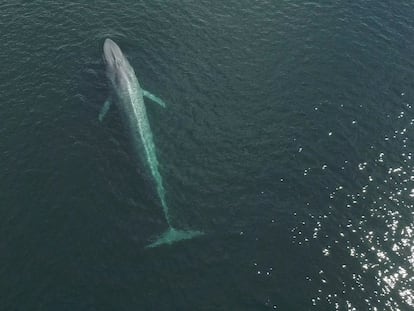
[{"x1": 146, "y1": 227, "x2": 204, "y2": 248}]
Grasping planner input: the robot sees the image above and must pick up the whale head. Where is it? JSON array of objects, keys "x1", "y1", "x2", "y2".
[
  {"x1": 103, "y1": 38, "x2": 125, "y2": 68},
  {"x1": 103, "y1": 38, "x2": 135, "y2": 87}
]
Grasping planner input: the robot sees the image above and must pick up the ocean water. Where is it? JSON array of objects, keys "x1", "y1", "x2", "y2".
[{"x1": 1, "y1": 1, "x2": 414, "y2": 310}]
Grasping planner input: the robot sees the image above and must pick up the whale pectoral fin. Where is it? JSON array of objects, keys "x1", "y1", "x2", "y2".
[
  {"x1": 143, "y1": 89, "x2": 166, "y2": 108},
  {"x1": 98, "y1": 97, "x2": 112, "y2": 122}
]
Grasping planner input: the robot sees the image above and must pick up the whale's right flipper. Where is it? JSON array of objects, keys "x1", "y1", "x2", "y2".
[
  {"x1": 98, "y1": 97, "x2": 112, "y2": 122},
  {"x1": 143, "y1": 90, "x2": 166, "y2": 108}
]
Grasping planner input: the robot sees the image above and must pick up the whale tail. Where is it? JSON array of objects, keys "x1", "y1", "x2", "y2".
[{"x1": 146, "y1": 227, "x2": 204, "y2": 248}]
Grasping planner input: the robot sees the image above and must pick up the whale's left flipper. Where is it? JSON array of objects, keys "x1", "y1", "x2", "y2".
[
  {"x1": 143, "y1": 89, "x2": 166, "y2": 108},
  {"x1": 98, "y1": 97, "x2": 112, "y2": 122}
]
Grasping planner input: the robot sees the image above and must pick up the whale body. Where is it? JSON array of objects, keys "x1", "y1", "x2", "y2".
[{"x1": 101, "y1": 38, "x2": 202, "y2": 247}]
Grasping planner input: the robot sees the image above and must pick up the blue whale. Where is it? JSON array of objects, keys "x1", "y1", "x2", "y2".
[{"x1": 100, "y1": 39, "x2": 203, "y2": 247}]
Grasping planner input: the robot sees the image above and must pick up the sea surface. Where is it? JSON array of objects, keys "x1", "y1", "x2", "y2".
[{"x1": 1, "y1": 1, "x2": 414, "y2": 310}]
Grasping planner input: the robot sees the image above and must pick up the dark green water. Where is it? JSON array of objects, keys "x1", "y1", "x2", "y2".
[{"x1": 1, "y1": 1, "x2": 414, "y2": 310}]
